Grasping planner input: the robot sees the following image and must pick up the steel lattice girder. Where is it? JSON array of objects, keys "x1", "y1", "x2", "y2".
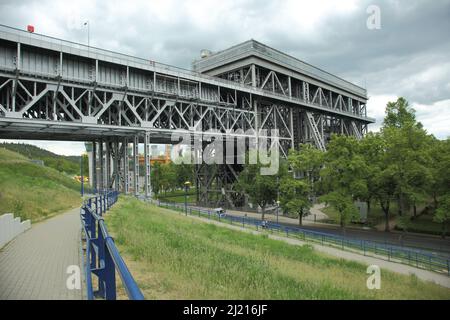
[{"x1": 0, "y1": 28, "x2": 374, "y2": 205}]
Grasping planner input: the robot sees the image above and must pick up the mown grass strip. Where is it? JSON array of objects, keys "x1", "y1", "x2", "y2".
[{"x1": 107, "y1": 197, "x2": 450, "y2": 300}]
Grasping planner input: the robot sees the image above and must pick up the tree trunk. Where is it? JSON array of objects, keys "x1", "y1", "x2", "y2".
[
  {"x1": 339, "y1": 210, "x2": 345, "y2": 234},
  {"x1": 380, "y1": 200, "x2": 390, "y2": 232},
  {"x1": 384, "y1": 210, "x2": 390, "y2": 232},
  {"x1": 367, "y1": 200, "x2": 371, "y2": 217},
  {"x1": 261, "y1": 206, "x2": 265, "y2": 221},
  {"x1": 398, "y1": 195, "x2": 403, "y2": 216},
  {"x1": 413, "y1": 203, "x2": 417, "y2": 218},
  {"x1": 298, "y1": 208, "x2": 303, "y2": 226},
  {"x1": 442, "y1": 223, "x2": 447, "y2": 240}
]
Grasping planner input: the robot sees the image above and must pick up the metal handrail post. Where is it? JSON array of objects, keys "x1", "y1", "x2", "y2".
[
  {"x1": 89, "y1": 212, "x2": 97, "y2": 269},
  {"x1": 96, "y1": 224, "x2": 106, "y2": 297},
  {"x1": 104, "y1": 240, "x2": 117, "y2": 300}
]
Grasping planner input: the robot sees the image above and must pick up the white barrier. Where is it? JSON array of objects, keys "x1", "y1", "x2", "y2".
[{"x1": 0, "y1": 213, "x2": 31, "y2": 249}]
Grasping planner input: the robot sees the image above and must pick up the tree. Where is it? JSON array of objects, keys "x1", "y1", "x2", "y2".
[
  {"x1": 375, "y1": 164, "x2": 398, "y2": 232},
  {"x1": 279, "y1": 176, "x2": 311, "y2": 226},
  {"x1": 359, "y1": 132, "x2": 385, "y2": 217},
  {"x1": 150, "y1": 162, "x2": 162, "y2": 196},
  {"x1": 381, "y1": 97, "x2": 432, "y2": 217},
  {"x1": 319, "y1": 134, "x2": 368, "y2": 229},
  {"x1": 173, "y1": 151, "x2": 194, "y2": 189},
  {"x1": 383, "y1": 97, "x2": 421, "y2": 129},
  {"x1": 82, "y1": 154, "x2": 89, "y2": 176},
  {"x1": 434, "y1": 194, "x2": 450, "y2": 239},
  {"x1": 428, "y1": 138, "x2": 450, "y2": 209},
  {"x1": 160, "y1": 162, "x2": 177, "y2": 194},
  {"x1": 288, "y1": 143, "x2": 324, "y2": 198},
  {"x1": 396, "y1": 215, "x2": 413, "y2": 245},
  {"x1": 320, "y1": 191, "x2": 358, "y2": 229},
  {"x1": 236, "y1": 151, "x2": 286, "y2": 221}
]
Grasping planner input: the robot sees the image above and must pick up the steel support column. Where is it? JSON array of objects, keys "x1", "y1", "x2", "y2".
[
  {"x1": 92, "y1": 141, "x2": 97, "y2": 193},
  {"x1": 123, "y1": 137, "x2": 129, "y2": 194},
  {"x1": 144, "y1": 132, "x2": 151, "y2": 198},
  {"x1": 133, "y1": 135, "x2": 139, "y2": 197},
  {"x1": 106, "y1": 140, "x2": 111, "y2": 190},
  {"x1": 114, "y1": 138, "x2": 120, "y2": 191},
  {"x1": 99, "y1": 139, "x2": 104, "y2": 192}
]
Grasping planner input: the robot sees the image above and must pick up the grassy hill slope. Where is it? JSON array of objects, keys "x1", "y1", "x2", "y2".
[
  {"x1": 107, "y1": 197, "x2": 450, "y2": 300},
  {"x1": 0, "y1": 142, "x2": 87, "y2": 176},
  {"x1": 0, "y1": 148, "x2": 81, "y2": 222}
]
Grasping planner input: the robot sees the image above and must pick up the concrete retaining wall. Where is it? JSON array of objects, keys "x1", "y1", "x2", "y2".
[{"x1": 0, "y1": 213, "x2": 31, "y2": 249}]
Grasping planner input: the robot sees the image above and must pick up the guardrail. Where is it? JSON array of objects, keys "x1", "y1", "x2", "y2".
[
  {"x1": 149, "y1": 199, "x2": 450, "y2": 276},
  {"x1": 81, "y1": 191, "x2": 144, "y2": 300}
]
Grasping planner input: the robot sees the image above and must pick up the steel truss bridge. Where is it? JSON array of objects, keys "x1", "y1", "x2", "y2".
[{"x1": 0, "y1": 25, "x2": 374, "y2": 207}]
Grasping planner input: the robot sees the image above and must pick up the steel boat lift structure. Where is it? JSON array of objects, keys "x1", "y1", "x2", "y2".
[{"x1": 0, "y1": 25, "x2": 374, "y2": 207}]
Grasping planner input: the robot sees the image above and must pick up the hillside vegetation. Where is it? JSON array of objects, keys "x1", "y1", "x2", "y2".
[
  {"x1": 0, "y1": 142, "x2": 88, "y2": 176},
  {"x1": 0, "y1": 148, "x2": 81, "y2": 222},
  {"x1": 107, "y1": 197, "x2": 450, "y2": 300}
]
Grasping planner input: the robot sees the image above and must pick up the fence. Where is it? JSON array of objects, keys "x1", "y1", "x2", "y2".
[
  {"x1": 0, "y1": 213, "x2": 31, "y2": 249},
  {"x1": 80, "y1": 191, "x2": 144, "y2": 300},
  {"x1": 149, "y1": 199, "x2": 450, "y2": 276}
]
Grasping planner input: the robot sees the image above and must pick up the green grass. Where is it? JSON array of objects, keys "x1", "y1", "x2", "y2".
[
  {"x1": 1, "y1": 142, "x2": 86, "y2": 176},
  {"x1": 106, "y1": 197, "x2": 450, "y2": 300},
  {"x1": 0, "y1": 148, "x2": 81, "y2": 222},
  {"x1": 156, "y1": 188, "x2": 197, "y2": 203},
  {"x1": 396, "y1": 214, "x2": 448, "y2": 236},
  {"x1": 321, "y1": 206, "x2": 343, "y2": 224},
  {"x1": 322, "y1": 201, "x2": 399, "y2": 226},
  {"x1": 323, "y1": 202, "x2": 447, "y2": 236}
]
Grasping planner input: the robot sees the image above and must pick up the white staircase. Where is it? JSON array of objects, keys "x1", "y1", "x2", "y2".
[
  {"x1": 351, "y1": 121, "x2": 363, "y2": 140},
  {"x1": 306, "y1": 112, "x2": 326, "y2": 151}
]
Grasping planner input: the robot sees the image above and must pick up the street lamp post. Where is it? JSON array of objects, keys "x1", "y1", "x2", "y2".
[
  {"x1": 184, "y1": 181, "x2": 191, "y2": 215},
  {"x1": 80, "y1": 154, "x2": 84, "y2": 197},
  {"x1": 276, "y1": 200, "x2": 280, "y2": 224},
  {"x1": 276, "y1": 175, "x2": 280, "y2": 224}
]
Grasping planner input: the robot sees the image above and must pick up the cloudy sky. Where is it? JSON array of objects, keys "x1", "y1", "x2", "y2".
[{"x1": 0, "y1": 0, "x2": 449, "y2": 155}]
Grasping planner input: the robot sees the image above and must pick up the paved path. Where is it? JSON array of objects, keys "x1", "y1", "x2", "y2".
[
  {"x1": 0, "y1": 207, "x2": 83, "y2": 300},
  {"x1": 223, "y1": 206, "x2": 450, "y2": 256}
]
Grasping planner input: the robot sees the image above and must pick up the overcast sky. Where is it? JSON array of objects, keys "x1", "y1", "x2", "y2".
[{"x1": 0, "y1": 0, "x2": 449, "y2": 155}]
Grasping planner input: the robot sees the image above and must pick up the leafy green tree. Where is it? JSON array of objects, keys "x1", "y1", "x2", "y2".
[
  {"x1": 381, "y1": 97, "x2": 432, "y2": 217},
  {"x1": 173, "y1": 151, "x2": 194, "y2": 189},
  {"x1": 279, "y1": 176, "x2": 311, "y2": 226},
  {"x1": 383, "y1": 97, "x2": 421, "y2": 129},
  {"x1": 320, "y1": 191, "x2": 358, "y2": 229},
  {"x1": 319, "y1": 134, "x2": 367, "y2": 228},
  {"x1": 151, "y1": 162, "x2": 162, "y2": 196},
  {"x1": 82, "y1": 154, "x2": 89, "y2": 176},
  {"x1": 160, "y1": 162, "x2": 177, "y2": 194},
  {"x1": 372, "y1": 160, "x2": 398, "y2": 232},
  {"x1": 288, "y1": 143, "x2": 324, "y2": 197},
  {"x1": 236, "y1": 151, "x2": 286, "y2": 221},
  {"x1": 428, "y1": 138, "x2": 450, "y2": 209},
  {"x1": 359, "y1": 132, "x2": 385, "y2": 217}
]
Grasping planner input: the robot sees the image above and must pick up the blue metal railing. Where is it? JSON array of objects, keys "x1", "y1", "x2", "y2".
[
  {"x1": 80, "y1": 191, "x2": 144, "y2": 300},
  {"x1": 149, "y1": 199, "x2": 450, "y2": 276}
]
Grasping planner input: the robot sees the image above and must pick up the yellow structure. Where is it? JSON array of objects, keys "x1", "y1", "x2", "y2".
[
  {"x1": 74, "y1": 176, "x2": 89, "y2": 183},
  {"x1": 139, "y1": 144, "x2": 171, "y2": 166}
]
